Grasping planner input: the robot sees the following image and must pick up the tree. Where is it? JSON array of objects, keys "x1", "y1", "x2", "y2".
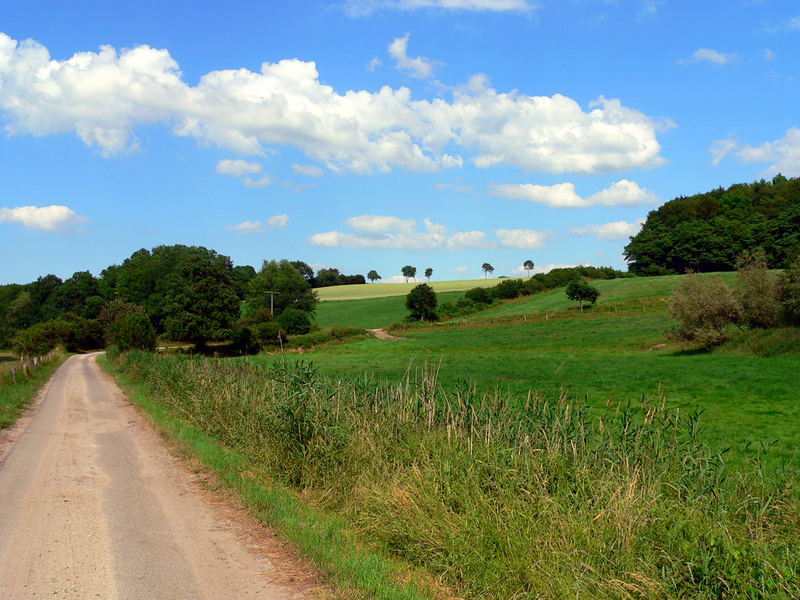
[
  {"x1": 425, "y1": 267, "x2": 433, "y2": 282},
  {"x1": 523, "y1": 260, "x2": 534, "y2": 276},
  {"x1": 668, "y1": 273, "x2": 740, "y2": 348},
  {"x1": 247, "y1": 259, "x2": 318, "y2": 317},
  {"x1": 109, "y1": 314, "x2": 156, "y2": 352},
  {"x1": 402, "y1": 265, "x2": 417, "y2": 283},
  {"x1": 565, "y1": 279, "x2": 600, "y2": 310},
  {"x1": 735, "y1": 249, "x2": 780, "y2": 329},
  {"x1": 780, "y1": 254, "x2": 800, "y2": 325},
  {"x1": 482, "y1": 263, "x2": 494, "y2": 279},
  {"x1": 277, "y1": 307, "x2": 312, "y2": 335},
  {"x1": 367, "y1": 270, "x2": 381, "y2": 283},
  {"x1": 406, "y1": 284, "x2": 438, "y2": 321},
  {"x1": 162, "y1": 248, "x2": 240, "y2": 346}
]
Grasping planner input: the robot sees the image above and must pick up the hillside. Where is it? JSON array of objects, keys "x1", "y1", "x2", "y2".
[{"x1": 624, "y1": 174, "x2": 800, "y2": 274}]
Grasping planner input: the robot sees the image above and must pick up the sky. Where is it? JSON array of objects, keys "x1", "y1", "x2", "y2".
[{"x1": 0, "y1": 0, "x2": 798, "y2": 285}]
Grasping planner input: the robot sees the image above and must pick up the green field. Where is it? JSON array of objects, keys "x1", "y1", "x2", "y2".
[
  {"x1": 295, "y1": 272, "x2": 800, "y2": 467},
  {"x1": 315, "y1": 277, "x2": 496, "y2": 301}
]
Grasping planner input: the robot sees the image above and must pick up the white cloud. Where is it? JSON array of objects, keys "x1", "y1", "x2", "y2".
[
  {"x1": 344, "y1": 0, "x2": 535, "y2": 16},
  {"x1": 436, "y1": 182, "x2": 474, "y2": 194},
  {"x1": 225, "y1": 214, "x2": 289, "y2": 235},
  {"x1": 570, "y1": 220, "x2": 642, "y2": 240},
  {"x1": 216, "y1": 159, "x2": 262, "y2": 176},
  {"x1": 710, "y1": 128, "x2": 800, "y2": 176},
  {"x1": 0, "y1": 205, "x2": 88, "y2": 232},
  {"x1": 679, "y1": 48, "x2": 737, "y2": 66},
  {"x1": 367, "y1": 57, "x2": 383, "y2": 72},
  {"x1": 494, "y1": 228, "x2": 550, "y2": 249},
  {"x1": 0, "y1": 33, "x2": 665, "y2": 176},
  {"x1": 243, "y1": 176, "x2": 273, "y2": 188},
  {"x1": 267, "y1": 214, "x2": 289, "y2": 228},
  {"x1": 490, "y1": 179, "x2": 657, "y2": 208},
  {"x1": 456, "y1": 266, "x2": 470, "y2": 275},
  {"x1": 446, "y1": 231, "x2": 492, "y2": 249},
  {"x1": 291, "y1": 163, "x2": 324, "y2": 177},
  {"x1": 763, "y1": 49, "x2": 776, "y2": 61},
  {"x1": 388, "y1": 34, "x2": 436, "y2": 79},
  {"x1": 225, "y1": 220, "x2": 266, "y2": 234}
]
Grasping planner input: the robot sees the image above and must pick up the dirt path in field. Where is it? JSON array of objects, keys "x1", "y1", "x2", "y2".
[
  {"x1": 0, "y1": 354, "x2": 322, "y2": 599},
  {"x1": 369, "y1": 328, "x2": 403, "y2": 340}
]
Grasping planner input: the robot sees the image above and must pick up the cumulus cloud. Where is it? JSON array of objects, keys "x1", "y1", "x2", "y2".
[
  {"x1": 216, "y1": 159, "x2": 262, "y2": 176},
  {"x1": 456, "y1": 266, "x2": 470, "y2": 275},
  {"x1": 711, "y1": 128, "x2": 800, "y2": 176},
  {"x1": 225, "y1": 214, "x2": 289, "y2": 234},
  {"x1": 344, "y1": 0, "x2": 535, "y2": 16},
  {"x1": 679, "y1": 48, "x2": 737, "y2": 66},
  {"x1": 490, "y1": 179, "x2": 657, "y2": 208},
  {"x1": 388, "y1": 34, "x2": 436, "y2": 79},
  {"x1": 446, "y1": 230, "x2": 491, "y2": 249},
  {"x1": 0, "y1": 205, "x2": 88, "y2": 232},
  {"x1": 0, "y1": 33, "x2": 665, "y2": 175},
  {"x1": 494, "y1": 228, "x2": 550, "y2": 249},
  {"x1": 310, "y1": 215, "x2": 448, "y2": 249},
  {"x1": 570, "y1": 220, "x2": 642, "y2": 240}
]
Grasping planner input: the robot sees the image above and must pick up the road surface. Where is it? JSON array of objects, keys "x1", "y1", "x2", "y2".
[{"x1": 0, "y1": 354, "x2": 318, "y2": 599}]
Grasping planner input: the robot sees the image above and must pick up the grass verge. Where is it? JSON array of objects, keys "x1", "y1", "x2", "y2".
[
  {"x1": 96, "y1": 353, "x2": 439, "y2": 600},
  {"x1": 102, "y1": 350, "x2": 799, "y2": 599},
  {"x1": 0, "y1": 350, "x2": 69, "y2": 430}
]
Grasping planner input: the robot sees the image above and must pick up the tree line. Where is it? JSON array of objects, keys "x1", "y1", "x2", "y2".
[{"x1": 624, "y1": 174, "x2": 800, "y2": 275}]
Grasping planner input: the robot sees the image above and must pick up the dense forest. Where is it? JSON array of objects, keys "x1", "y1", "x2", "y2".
[{"x1": 624, "y1": 174, "x2": 800, "y2": 275}]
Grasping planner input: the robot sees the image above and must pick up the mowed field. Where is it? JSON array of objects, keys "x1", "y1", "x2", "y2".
[{"x1": 304, "y1": 272, "x2": 799, "y2": 466}]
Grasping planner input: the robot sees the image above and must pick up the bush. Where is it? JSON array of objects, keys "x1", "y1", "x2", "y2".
[
  {"x1": 254, "y1": 321, "x2": 286, "y2": 346},
  {"x1": 110, "y1": 314, "x2": 156, "y2": 351},
  {"x1": 277, "y1": 308, "x2": 313, "y2": 335},
  {"x1": 491, "y1": 278, "x2": 525, "y2": 300},
  {"x1": 780, "y1": 254, "x2": 800, "y2": 326},
  {"x1": 668, "y1": 273, "x2": 741, "y2": 347},
  {"x1": 406, "y1": 284, "x2": 438, "y2": 321},
  {"x1": 735, "y1": 249, "x2": 780, "y2": 329},
  {"x1": 232, "y1": 325, "x2": 261, "y2": 355},
  {"x1": 464, "y1": 287, "x2": 492, "y2": 305},
  {"x1": 14, "y1": 319, "x2": 77, "y2": 356}
]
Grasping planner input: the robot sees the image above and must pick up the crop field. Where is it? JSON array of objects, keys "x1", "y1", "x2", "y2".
[{"x1": 315, "y1": 277, "x2": 496, "y2": 301}]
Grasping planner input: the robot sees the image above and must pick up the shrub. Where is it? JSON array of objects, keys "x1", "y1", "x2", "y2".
[
  {"x1": 668, "y1": 273, "x2": 741, "y2": 347},
  {"x1": 254, "y1": 321, "x2": 286, "y2": 346},
  {"x1": 464, "y1": 287, "x2": 492, "y2": 305},
  {"x1": 14, "y1": 319, "x2": 77, "y2": 356},
  {"x1": 406, "y1": 283, "x2": 438, "y2": 321},
  {"x1": 232, "y1": 325, "x2": 261, "y2": 355},
  {"x1": 491, "y1": 278, "x2": 525, "y2": 300},
  {"x1": 780, "y1": 254, "x2": 800, "y2": 326},
  {"x1": 277, "y1": 308, "x2": 313, "y2": 335},
  {"x1": 110, "y1": 314, "x2": 156, "y2": 351},
  {"x1": 735, "y1": 249, "x2": 780, "y2": 328}
]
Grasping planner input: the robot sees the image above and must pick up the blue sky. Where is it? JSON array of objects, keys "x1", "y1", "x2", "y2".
[{"x1": 1, "y1": 0, "x2": 798, "y2": 285}]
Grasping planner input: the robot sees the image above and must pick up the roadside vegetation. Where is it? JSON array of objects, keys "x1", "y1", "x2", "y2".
[
  {"x1": 106, "y1": 348, "x2": 800, "y2": 599},
  {"x1": 0, "y1": 350, "x2": 68, "y2": 429}
]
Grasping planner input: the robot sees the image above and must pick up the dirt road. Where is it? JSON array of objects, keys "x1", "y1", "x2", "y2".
[{"x1": 0, "y1": 354, "x2": 317, "y2": 599}]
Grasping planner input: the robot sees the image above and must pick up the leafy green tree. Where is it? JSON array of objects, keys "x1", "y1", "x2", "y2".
[
  {"x1": 290, "y1": 260, "x2": 315, "y2": 283},
  {"x1": 735, "y1": 249, "x2": 780, "y2": 328},
  {"x1": 232, "y1": 265, "x2": 257, "y2": 299},
  {"x1": 247, "y1": 259, "x2": 318, "y2": 317},
  {"x1": 482, "y1": 263, "x2": 494, "y2": 278},
  {"x1": 406, "y1": 284, "x2": 438, "y2": 321},
  {"x1": 315, "y1": 268, "x2": 342, "y2": 288},
  {"x1": 425, "y1": 267, "x2": 433, "y2": 282},
  {"x1": 402, "y1": 265, "x2": 417, "y2": 282},
  {"x1": 668, "y1": 273, "x2": 740, "y2": 348},
  {"x1": 162, "y1": 249, "x2": 240, "y2": 346},
  {"x1": 523, "y1": 259, "x2": 534, "y2": 276},
  {"x1": 14, "y1": 319, "x2": 77, "y2": 356},
  {"x1": 109, "y1": 314, "x2": 156, "y2": 351},
  {"x1": 367, "y1": 270, "x2": 381, "y2": 283},
  {"x1": 464, "y1": 287, "x2": 492, "y2": 305},
  {"x1": 565, "y1": 279, "x2": 599, "y2": 310}
]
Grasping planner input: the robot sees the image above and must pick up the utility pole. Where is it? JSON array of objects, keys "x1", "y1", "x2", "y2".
[{"x1": 264, "y1": 291, "x2": 281, "y2": 316}]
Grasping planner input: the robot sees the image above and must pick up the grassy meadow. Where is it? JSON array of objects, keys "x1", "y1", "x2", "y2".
[
  {"x1": 0, "y1": 350, "x2": 68, "y2": 429},
  {"x1": 101, "y1": 271, "x2": 800, "y2": 598},
  {"x1": 315, "y1": 277, "x2": 496, "y2": 301}
]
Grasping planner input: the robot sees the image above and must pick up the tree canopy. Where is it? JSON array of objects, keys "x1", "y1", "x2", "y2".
[
  {"x1": 624, "y1": 175, "x2": 800, "y2": 274},
  {"x1": 406, "y1": 284, "x2": 438, "y2": 321},
  {"x1": 247, "y1": 259, "x2": 318, "y2": 317}
]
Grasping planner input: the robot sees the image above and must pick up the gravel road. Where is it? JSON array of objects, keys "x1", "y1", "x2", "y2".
[{"x1": 0, "y1": 354, "x2": 318, "y2": 599}]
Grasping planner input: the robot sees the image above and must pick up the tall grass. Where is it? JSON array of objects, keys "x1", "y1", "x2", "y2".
[
  {"x1": 111, "y1": 350, "x2": 799, "y2": 599},
  {"x1": 0, "y1": 350, "x2": 68, "y2": 429}
]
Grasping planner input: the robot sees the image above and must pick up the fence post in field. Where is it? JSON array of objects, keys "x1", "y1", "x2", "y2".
[{"x1": 11, "y1": 366, "x2": 17, "y2": 383}]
